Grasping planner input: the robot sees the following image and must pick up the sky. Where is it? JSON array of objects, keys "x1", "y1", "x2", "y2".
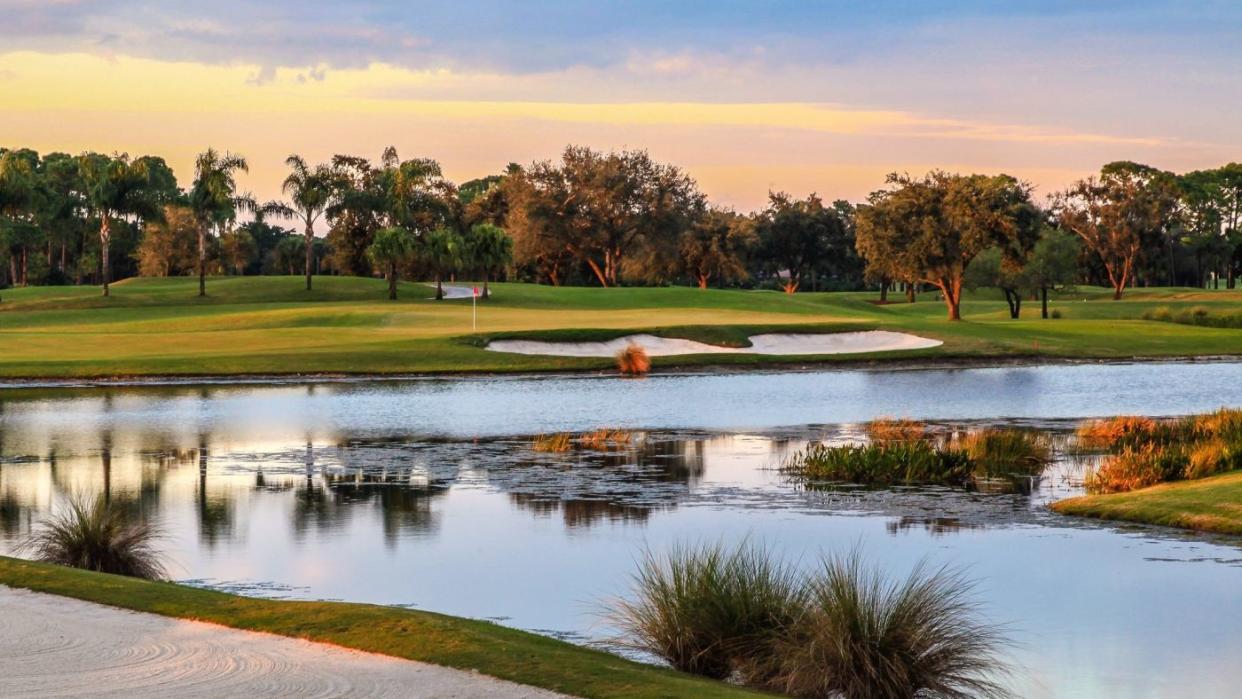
[{"x1": 2, "y1": 0, "x2": 1239, "y2": 212}]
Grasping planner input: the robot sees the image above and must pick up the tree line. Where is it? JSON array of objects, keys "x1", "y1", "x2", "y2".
[{"x1": 2, "y1": 144, "x2": 1240, "y2": 317}]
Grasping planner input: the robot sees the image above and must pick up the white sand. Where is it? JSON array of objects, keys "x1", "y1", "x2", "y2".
[
  {"x1": 426, "y1": 283, "x2": 479, "y2": 300},
  {"x1": 486, "y1": 331, "x2": 942, "y2": 357},
  {"x1": 0, "y1": 585, "x2": 567, "y2": 698}
]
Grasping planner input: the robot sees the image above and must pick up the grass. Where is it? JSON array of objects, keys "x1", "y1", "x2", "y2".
[
  {"x1": 0, "y1": 555, "x2": 761, "y2": 699},
  {"x1": 618, "y1": 344, "x2": 652, "y2": 375},
  {"x1": 17, "y1": 495, "x2": 166, "y2": 580},
  {"x1": 1051, "y1": 470, "x2": 1242, "y2": 536},
  {"x1": 0, "y1": 276, "x2": 1241, "y2": 378}
]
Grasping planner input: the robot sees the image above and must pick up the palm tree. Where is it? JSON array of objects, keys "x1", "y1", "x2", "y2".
[
  {"x1": 272, "y1": 155, "x2": 338, "y2": 291},
  {"x1": 467, "y1": 223, "x2": 513, "y2": 299},
  {"x1": 367, "y1": 226, "x2": 417, "y2": 299},
  {"x1": 189, "y1": 149, "x2": 252, "y2": 297},
  {"x1": 77, "y1": 153, "x2": 161, "y2": 297},
  {"x1": 424, "y1": 227, "x2": 461, "y2": 300},
  {"x1": 0, "y1": 151, "x2": 37, "y2": 301}
]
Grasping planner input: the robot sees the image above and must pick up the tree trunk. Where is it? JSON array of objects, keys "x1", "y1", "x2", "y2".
[
  {"x1": 696, "y1": 273, "x2": 709, "y2": 290},
  {"x1": 482, "y1": 273, "x2": 490, "y2": 300},
  {"x1": 436, "y1": 276, "x2": 444, "y2": 300},
  {"x1": 388, "y1": 262, "x2": 397, "y2": 300},
  {"x1": 305, "y1": 224, "x2": 314, "y2": 291},
  {"x1": 782, "y1": 278, "x2": 799, "y2": 294},
  {"x1": 1003, "y1": 288, "x2": 1021, "y2": 319},
  {"x1": 905, "y1": 282, "x2": 915, "y2": 303},
  {"x1": 936, "y1": 278, "x2": 963, "y2": 320},
  {"x1": 585, "y1": 257, "x2": 609, "y2": 287},
  {"x1": 198, "y1": 225, "x2": 207, "y2": 297},
  {"x1": 100, "y1": 217, "x2": 112, "y2": 297},
  {"x1": 879, "y1": 278, "x2": 889, "y2": 303},
  {"x1": 1041, "y1": 287, "x2": 1049, "y2": 319}
]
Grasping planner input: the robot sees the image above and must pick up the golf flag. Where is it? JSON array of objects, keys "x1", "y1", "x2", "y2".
[{"x1": 473, "y1": 286, "x2": 479, "y2": 297}]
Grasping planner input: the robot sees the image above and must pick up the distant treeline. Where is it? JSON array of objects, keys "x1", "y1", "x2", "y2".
[{"x1": 1, "y1": 145, "x2": 1239, "y2": 314}]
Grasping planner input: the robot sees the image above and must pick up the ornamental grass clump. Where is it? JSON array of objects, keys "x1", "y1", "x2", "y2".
[
  {"x1": 617, "y1": 344, "x2": 651, "y2": 375},
  {"x1": 608, "y1": 541, "x2": 806, "y2": 680},
  {"x1": 959, "y1": 429, "x2": 1050, "y2": 479},
  {"x1": 766, "y1": 552, "x2": 1012, "y2": 699},
  {"x1": 19, "y1": 494, "x2": 166, "y2": 580},
  {"x1": 782, "y1": 441, "x2": 973, "y2": 487}
]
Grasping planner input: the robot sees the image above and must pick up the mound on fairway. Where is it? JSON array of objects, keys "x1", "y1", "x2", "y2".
[{"x1": 486, "y1": 331, "x2": 942, "y2": 357}]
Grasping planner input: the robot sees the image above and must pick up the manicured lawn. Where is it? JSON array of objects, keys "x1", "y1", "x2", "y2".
[
  {"x1": 1051, "y1": 471, "x2": 1242, "y2": 536},
  {"x1": 0, "y1": 556, "x2": 760, "y2": 698},
  {"x1": 0, "y1": 276, "x2": 1241, "y2": 378}
]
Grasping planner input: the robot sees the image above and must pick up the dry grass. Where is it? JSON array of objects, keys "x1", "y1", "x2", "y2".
[
  {"x1": 1075, "y1": 416, "x2": 1159, "y2": 450},
  {"x1": 617, "y1": 344, "x2": 651, "y2": 375},
  {"x1": 532, "y1": 433, "x2": 573, "y2": 453},
  {"x1": 579, "y1": 429, "x2": 634, "y2": 451},
  {"x1": 1084, "y1": 444, "x2": 1182, "y2": 494},
  {"x1": 865, "y1": 417, "x2": 927, "y2": 443},
  {"x1": 957, "y1": 429, "x2": 1050, "y2": 479}
]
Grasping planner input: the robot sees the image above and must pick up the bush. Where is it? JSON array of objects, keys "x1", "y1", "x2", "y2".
[
  {"x1": 1049, "y1": 309, "x2": 1062, "y2": 319},
  {"x1": 617, "y1": 344, "x2": 651, "y2": 375},
  {"x1": 782, "y1": 441, "x2": 974, "y2": 487},
  {"x1": 958, "y1": 429, "x2": 1050, "y2": 478},
  {"x1": 18, "y1": 494, "x2": 166, "y2": 580},
  {"x1": 609, "y1": 541, "x2": 805, "y2": 680},
  {"x1": 767, "y1": 552, "x2": 1012, "y2": 699}
]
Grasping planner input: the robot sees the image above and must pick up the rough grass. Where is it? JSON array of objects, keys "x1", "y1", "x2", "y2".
[
  {"x1": 0, "y1": 556, "x2": 761, "y2": 699},
  {"x1": 1, "y1": 277, "x2": 1242, "y2": 378},
  {"x1": 1052, "y1": 470, "x2": 1242, "y2": 536}
]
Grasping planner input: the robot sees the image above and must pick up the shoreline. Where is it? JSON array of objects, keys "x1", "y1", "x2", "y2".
[{"x1": 2, "y1": 353, "x2": 1241, "y2": 389}]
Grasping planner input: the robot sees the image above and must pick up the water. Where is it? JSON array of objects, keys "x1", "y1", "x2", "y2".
[{"x1": 1, "y1": 362, "x2": 1241, "y2": 697}]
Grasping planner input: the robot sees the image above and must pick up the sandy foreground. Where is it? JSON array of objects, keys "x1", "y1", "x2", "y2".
[
  {"x1": 0, "y1": 585, "x2": 568, "y2": 698},
  {"x1": 487, "y1": 331, "x2": 943, "y2": 357}
]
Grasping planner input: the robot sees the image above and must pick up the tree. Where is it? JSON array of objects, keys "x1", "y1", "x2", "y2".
[
  {"x1": 754, "y1": 192, "x2": 842, "y2": 294},
  {"x1": 272, "y1": 155, "x2": 338, "y2": 291},
  {"x1": 464, "y1": 223, "x2": 512, "y2": 299},
  {"x1": 856, "y1": 172, "x2": 1040, "y2": 320},
  {"x1": 218, "y1": 229, "x2": 258, "y2": 275},
  {"x1": 423, "y1": 227, "x2": 461, "y2": 300},
  {"x1": 964, "y1": 248, "x2": 1025, "y2": 319},
  {"x1": 77, "y1": 153, "x2": 165, "y2": 296},
  {"x1": 519, "y1": 146, "x2": 704, "y2": 287},
  {"x1": 189, "y1": 149, "x2": 251, "y2": 297},
  {"x1": 679, "y1": 208, "x2": 755, "y2": 289},
  {"x1": 0, "y1": 150, "x2": 37, "y2": 298},
  {"x1": 1024, "y1": 228, "x2": 1081, "y2": 319},
  {"x1": 137, "y1": 205, "x2": 198, "y2": 276},
  {"x1": 367, "y1": 226, "x2": 417, "y2": 300}
]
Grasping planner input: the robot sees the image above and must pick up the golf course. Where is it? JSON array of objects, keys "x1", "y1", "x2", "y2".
[{"x1": 2, "y1": 275, "x2": 1241, "y2": 380}]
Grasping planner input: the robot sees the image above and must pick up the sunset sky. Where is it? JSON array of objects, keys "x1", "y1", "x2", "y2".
[{"x1": 2, "y1": 1, "x2": 1239, "y2": 211}]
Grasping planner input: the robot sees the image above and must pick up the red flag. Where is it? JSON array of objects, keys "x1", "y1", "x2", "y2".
[{"x1": 473, "y1": 286, "x2": 479, "y2": 297}]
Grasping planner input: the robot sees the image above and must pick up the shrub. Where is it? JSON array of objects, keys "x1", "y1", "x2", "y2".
[
  {"x1": 782, "y1": 441, "x2": 973, "y2": 487},
  {"x1": 18, "y1": 494, "x2": 166, "y2": 580},
  {"x1": 1084, "y1": 444, "x2": 1184, "y2": 494},
  {"x1": 1143, "y1": 306, "x2": 1173, "y2": 323},
  {"x1": 532, "y1": 433, "x2": 572, "y2": 452},
  {"x1": 765, "y1": 551, "x2": 1012, "y2": 699},
  {"x1": 608, "y1": 541, "x2": 806, "y2": 680},
  {"x1": 1049, "y1": 309, "x2": 1062, "y2": 319},
  {"x1": 866, "y1": 417, "x2": 927, "y2": 443},
  {"x1": 617, "y1": 344, "x2": 651, "y2": 375},
  {"x1": 959, "y1": 429, "x2": 1050, "y2": 478}
]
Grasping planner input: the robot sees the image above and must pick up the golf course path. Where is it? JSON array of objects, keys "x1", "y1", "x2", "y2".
[{"x1": 0, "y1": 585, "x2": 568, "y2": 698}]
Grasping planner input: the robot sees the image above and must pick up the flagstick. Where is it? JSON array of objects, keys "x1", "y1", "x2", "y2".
[{"x1": 472, "y1": 285, "x2": 478, "y2": 331}]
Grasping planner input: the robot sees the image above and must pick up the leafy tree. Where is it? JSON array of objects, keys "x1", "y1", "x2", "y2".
[
  {"x1": 856, "y1": 172, "x2": 1040, "y2": 320},
  {"x1": 1025, "y1": 228, "x2": 1081, "y2": 318},
  {"x1": 464, "y1": 223, "x2": 513, "y2": 299},
  {"x1": 423, "y1": 227, "x2": 462, "y2": 300},
  {"x1": 0, "y1": 150, "x2": 37, "y2": 297},
  {"x1": 679, "y1": 208, "x2": 755, "y2": 289},
  {"x1": 218, "y1": 228, "x2": 258, "y2": 275},
  {"x1": 77, "y1": 153, "x2": 166, "y2": 296},
  {"x1": 271, "y1": 155, "x2": 339, "y2": 290},
  {"x1": 189, "y1": 149, "x2": 252, "y2": 296},
  {"x1": 755, "y1": 192, "x2": 844, "y2": 294},
  {"x1": 137, "y1": 204, "x2": 198, "y2": 276},
  {"x1": 367, "y1": 226, "x2": 417, "y2": 300}
]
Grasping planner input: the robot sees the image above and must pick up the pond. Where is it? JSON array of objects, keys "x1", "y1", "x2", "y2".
[{"x1": 1, "y1": 361, "x2": 1241, "y2": 698}]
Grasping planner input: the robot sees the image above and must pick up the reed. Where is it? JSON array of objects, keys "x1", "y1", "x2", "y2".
[
  {"x1": 958, "y1": 429, "x2": 1050, "y2": 479},
  {"x1": 579, "y1": 429, "x2": 634, "y2": 451},
  {"x1": 532, "y1": 433, "x2": 573, "y2": 452},
  {"x1": 781, "y1": 441, "x2": 973, "y2": 487},
  {"x1": 865, "y1": 417, "x2": 927, "y2": 443}
]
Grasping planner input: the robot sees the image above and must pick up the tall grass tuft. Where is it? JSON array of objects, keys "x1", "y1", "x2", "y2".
[
  {"x1": 580, "y1": 429, "x2": 633, "y2": 451},
  {"x1": 782, "y1": 441, "x2": 974, "y2": 487},
  {"x1": 617, "y1": 343, "x2": 651, "y2": 375},
  {"x1": 767, "y1": 551, "x2": 1012, "y2": 699},
  {"x1": 608, "y1": 541, "x2": 806, "y2": 680},
  {"x1": 1075, "y1": 416, "x2": 1159, "y2": 450},
  {"x1": 18, "y1": 494, "x2": 166, "y2": 580},
  {"x1": 866, "y1": 417, "x2": 927, "y2": 443},
  {"x1": 1084, "y1": 444, "x2": 1184, "y2": 494},
  {"x1": 958, "y1": 429, "x2": 1050, "y2": 479},
  {"x1": 532, "y1": 433, "x2": 573, "y2": 452}
]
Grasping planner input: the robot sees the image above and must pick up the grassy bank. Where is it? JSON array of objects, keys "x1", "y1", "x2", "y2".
[
  {"x1": 0, "y1": 555, "x2": 758, "y2": 698},
  {"x1": 1, "y1": 276, "x2": 1241, "y2": 378},
  {"x1": 1052, "y1": 471, "x2": 1242, "y2": 536}
]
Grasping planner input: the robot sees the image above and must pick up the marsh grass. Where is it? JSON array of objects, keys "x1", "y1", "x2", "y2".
[
  {"x1": 1080, "y1": 408, "x2": 1242, "y2": 493},
  {"x1": 865, "y1": 417, "x2": 928, "y2": 443},
  {"x1": 781, "y1": 441, "x2": 974, "y2": 487},
  {"x1": 617, "y1": 344, "x2": 651, "y2": 375},
  {"x1": 1075, "y1": 416, "x2": 1160, "y2": 450},
  {"x1": 958, "y1": 429, "x2": 1050, "y2": 479},
  {"x1": 532, "y1": 433, "x2": 573, "y2": 452},
  {"x1": 18, "y1": 494, "x2": 166, "y2": 580},
  {"x1": 608, "y1": 541, "x2": 806, "y2": 680},
  {"x1": 580, "y1": 429, "x2": 634, "y2": 451},
  {"x1": 609, "y1": 543, "x2": 1013, "y2": 698}
]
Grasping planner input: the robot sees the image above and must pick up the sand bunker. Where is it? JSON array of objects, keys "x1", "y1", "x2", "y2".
[
  {"x1": 0, "y1": 585, "x2": 563, "y2": 698},
  {"x1": 486, "y1": 331, "x2": 942, "y2": 357},
  {"x1": 426, "y1": 283, "x2": 479, "y2": 300}
]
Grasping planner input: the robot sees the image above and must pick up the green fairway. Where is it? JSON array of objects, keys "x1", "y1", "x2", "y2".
[
  {"x1": 1052, "y1": 471, "x2": 1242, "y2": 536},
  {"x1": 1, "y1": 276, "x2": 1241, "y2": 378},
  {"x1": 0, "y1": 556, "x2": 759, "y2": 699}
]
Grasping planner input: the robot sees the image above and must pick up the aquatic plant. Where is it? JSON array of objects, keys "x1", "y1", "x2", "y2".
[
  {"x1": 608, "y1": 541, "x2": 805, "y2": 680},
  {"x1": 1084, "y1": 444, "x2": 1184, "y2": 494},
  {"x1": 1075, "y1": 416, "x2": 1159, "y2": 450},
  {"x1": 532, "y1": 433, "x2": 573, "y2": 452},
  {"x1": 865, "y1": 417, "x2": 927, "y2": 443},
  {"x1": 579, "y1": 429, "x2": 633, "y2": 451},
  {"x1": 958, "y1": 429, "x2": 1050, "y2": 479},
  {"x1": 782, "y1": 441, "x2": 973, "y2": 487},
  {"x1": 766, "y1": 551, "x2": 1012, "y2": 699},
  {"x1": 1192, "y1": 408, "x2": 1242, "y2": 441},
  {"x1": 617, "y1": 343, "x2": 651, "y2": 375},
  {"x1": 19, "y1": 494, "x2": 166, "y2": 580}
]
